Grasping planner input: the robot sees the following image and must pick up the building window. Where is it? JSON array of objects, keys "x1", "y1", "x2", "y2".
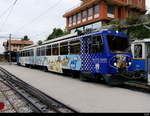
[
  {"x1": 88, "y1": 7, "x2": 93, "y2": 20},
  {"x1": 82, "y1": 10, "x2": 87, "y2": 22},
  {"x1": 94, "y1": 4, "x2": 99, "y2": 18},
  {"x1": 77, "y1": 13, "x2": 81, "y2": 24},
  {"x1": 137, "y1": 0, "x2": 142, "y2": 8},
  {"x1": 73, "y1": 15, "x2": 76, "y2": 25},
  {"x1": 69, "y1": 16, "x2": 72, "y2": 27},
  {"x1": 127, "y1": 0, "x2": 132, "y2": 5},
  {"x1": 107, "y1": 5, "x2": 115, "y2": 18}
]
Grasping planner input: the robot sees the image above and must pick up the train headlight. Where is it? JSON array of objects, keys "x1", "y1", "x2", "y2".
[
  {"x1": 129, "y1": 62, "x2": 132, "y2": 66},
  {"x1": 114, "y1": 62, "x2": 117, "y2": 67}
]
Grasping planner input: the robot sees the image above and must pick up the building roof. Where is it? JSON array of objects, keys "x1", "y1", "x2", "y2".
[
  {"x1": 3, "y1": 40, "x2": 34, "y2": 45},
  {"x1": 3, "y1": 40, "x2": 34, "y2": 47},
  {"x1": 10, "y1": 40, "x2": 33, "y2": 45}
]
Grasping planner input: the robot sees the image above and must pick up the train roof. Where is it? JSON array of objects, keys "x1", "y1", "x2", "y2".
[
  {"x1": 43, "y1": 32, "x2": 78, "y2": 45},
  {"x1": 132, "y1": 38, "x2": 150, "y2": 43},
  {"x1": 19, "y1": 30, "x2": 128, "y2": 51},
  {"x1": 19, "y1": 32, "x2": 78, "y2": 51},
  {"x1": 22, "y1": 44, "x2": 38, "y2": 49},
  {"x1": 80, "y1": 30, "x2": 128, "y2": 38}
]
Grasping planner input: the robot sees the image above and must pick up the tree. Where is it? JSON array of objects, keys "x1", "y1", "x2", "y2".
[
  {"x1": 46, "y1": 28, "x2": 64, "y2": 41},
  {"x1": 46, "y1": 28, "x2": 70, "y2": 41},
  {"x1": 107, "y1": 14, "x2": 150, "y2": 40},
  {"x1": 37, "y1": 40, "x2": 43, "y2": 45},
  {"x1": 21, "y1": 35, "x2": 30, "y2": 41}
]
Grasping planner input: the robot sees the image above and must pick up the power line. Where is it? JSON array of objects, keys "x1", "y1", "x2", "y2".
[
  {"x1": 0, "y1": 0, "x2": 18, "y2": 32},
  {"x1": 14, "y1": 0, "x2": 62, "y2": 33},
  {"x1": 0, "y1": 0, "x2": 16, "y2": 20}
]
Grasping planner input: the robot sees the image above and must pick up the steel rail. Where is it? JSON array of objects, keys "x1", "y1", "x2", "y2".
[{"x1": 0, "y1": 66, "x2": 78, "y2": 113}]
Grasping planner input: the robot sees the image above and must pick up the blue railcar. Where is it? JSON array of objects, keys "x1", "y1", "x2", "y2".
[
  {"x1": 131, "y1": 39, "x2": 150, "y2": 84},
  {"x1": 17, "y1": 30, "x2": 140, "y2": 85}
]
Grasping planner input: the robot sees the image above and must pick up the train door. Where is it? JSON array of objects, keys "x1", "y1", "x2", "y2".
[
  {"x1": 131, "y1": 43, "x2": 148, "y2": 82},
  {"x1": 80, "y1": 34, "x2": 105, "y2": 76},
  {"x1": 146, "y1": 42, "x2": 150, "y2": 83},
  {"x1": 132, "y1": 43, "x2": 145, "y2": 60}
]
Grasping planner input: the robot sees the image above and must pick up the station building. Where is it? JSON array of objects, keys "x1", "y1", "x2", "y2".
[{"x1": 63, "y1": 0, "x2": 146, "y2": 33}]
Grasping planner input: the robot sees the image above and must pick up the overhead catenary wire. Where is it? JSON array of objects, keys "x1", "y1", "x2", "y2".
[
  {"x1": 14, "y1": 0, "x2": 62, "y2": 33},
  {"x1": 0, "y1": 0, "x2": 17, "y2": 20},
  {"x1": 0, "y1": 0, "x2": 18, "y2": 32}
]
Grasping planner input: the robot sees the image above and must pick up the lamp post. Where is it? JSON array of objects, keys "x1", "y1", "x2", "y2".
[{"x1": 9, "y1": 34, "x2": 12, "y2": 65}]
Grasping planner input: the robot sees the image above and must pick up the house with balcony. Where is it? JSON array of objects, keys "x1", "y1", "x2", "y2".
[
  {"x1": 63, "y1": 0, "x2": 146, "y2": 33},
  {"x1": 3, "y1": 40, "x2": 34, "y2": 52},
  {"x1": 3, "y1": 40, "x2": 34, "y2": 62}
]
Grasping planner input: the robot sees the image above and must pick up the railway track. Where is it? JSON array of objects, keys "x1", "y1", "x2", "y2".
[{"x1": 0, "y1": 66, "x2": 78, "y2": 113}]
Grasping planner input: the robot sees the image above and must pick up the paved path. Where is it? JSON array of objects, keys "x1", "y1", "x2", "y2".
[{"x1": 0, "y1": 64, "x2": 150, "y2": 113}]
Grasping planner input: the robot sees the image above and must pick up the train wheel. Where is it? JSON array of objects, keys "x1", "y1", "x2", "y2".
[
  {"x1": 79, "y1": 72, "x2": 89, "y2": 81},
  {"x1": 103, "y1": 74, "x2": 123, "y2": 86},
  {"x1": 43, "y1": 66, "x2": 48, "y2": 72},
  {"x1": 62, "y1": 69, "x2": 70, "y2": 76},
  {"x1": 29, "y1": 65, "x2": 33, "y2": 69},
  {"x1": 71, "y1": 71, "x2": 80, "y2": 78}
]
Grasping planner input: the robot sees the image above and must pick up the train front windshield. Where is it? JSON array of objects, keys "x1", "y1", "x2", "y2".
[{"x1": 107, "y1": 35, "x2": 129, "y2": 53}]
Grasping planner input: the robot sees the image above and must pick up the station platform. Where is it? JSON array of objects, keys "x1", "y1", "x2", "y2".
[{"x1": 1, "y1": 64, "x2": 150, "y2": 113}]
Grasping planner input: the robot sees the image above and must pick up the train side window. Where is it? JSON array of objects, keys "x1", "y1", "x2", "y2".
[
  {"x1": 90, "y1": 36, "x2": 103, "y2": 54},
  {"x1": 22, "y1": 51, "x2": 24, "y2": 57},
  {"x1": 52, "y1": 44, "x2": 59, "y2": 55},
  {"x1": 26, "y1": 51, "x2": 28, "y2": 57},
  {"x1": 24, "y1": 51, "x2": 26, "y2": 57},
  {"x1": 28, "y1": 50, "x2": 30, "y2": 56},
  {"x1": 41, "y1": 47, "x2": 46, "y2": 56},
  {"x1": 28, "y1": 50, "x2": 31, "y2": 56},
  {"x1": 37, "y1": 48, "x2": 41, "y2": 56},
  {"x1": 25, "y1": 51, "x2": 27, "y2": 57},
  {"x1": 29, "y1": 50, "x2": 33, "y2": 56},
  {"x1": 38, "y1": 48, "x2": 41, "y2": 56},
  {"x1": 27, "y1": 50, "x2": 29, "y2": 57},
  {"x1": 147, "y1": 43, "x2": 150, "y2": 58},
  {"x1": 60, "y1": 42, "x2": 68, "y2": 55},
  {"x1": 70, "y1": 40, "x2": 80, "y2": 54},
  {"x1": 36, "y1": 49, "x2": 38, "y2": 56},
  {"x1": 31, "y1": 49, "x2": 34, "y2": 56},
  {"x1": 134, "y1": 44, "x2": 142, "y2": 58},
  {"x1": 46, "y1": 45, "x2": 51, "y2": 56}
]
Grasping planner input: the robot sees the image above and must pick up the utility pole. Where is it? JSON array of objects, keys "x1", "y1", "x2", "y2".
[{"x1": 9, "y1": 34, "x2": 12, "y2": 65}]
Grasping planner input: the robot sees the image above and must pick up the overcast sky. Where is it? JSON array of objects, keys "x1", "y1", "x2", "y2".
[{"x1": 0, "y1": 0, "x2": 150, "y2": 53}]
